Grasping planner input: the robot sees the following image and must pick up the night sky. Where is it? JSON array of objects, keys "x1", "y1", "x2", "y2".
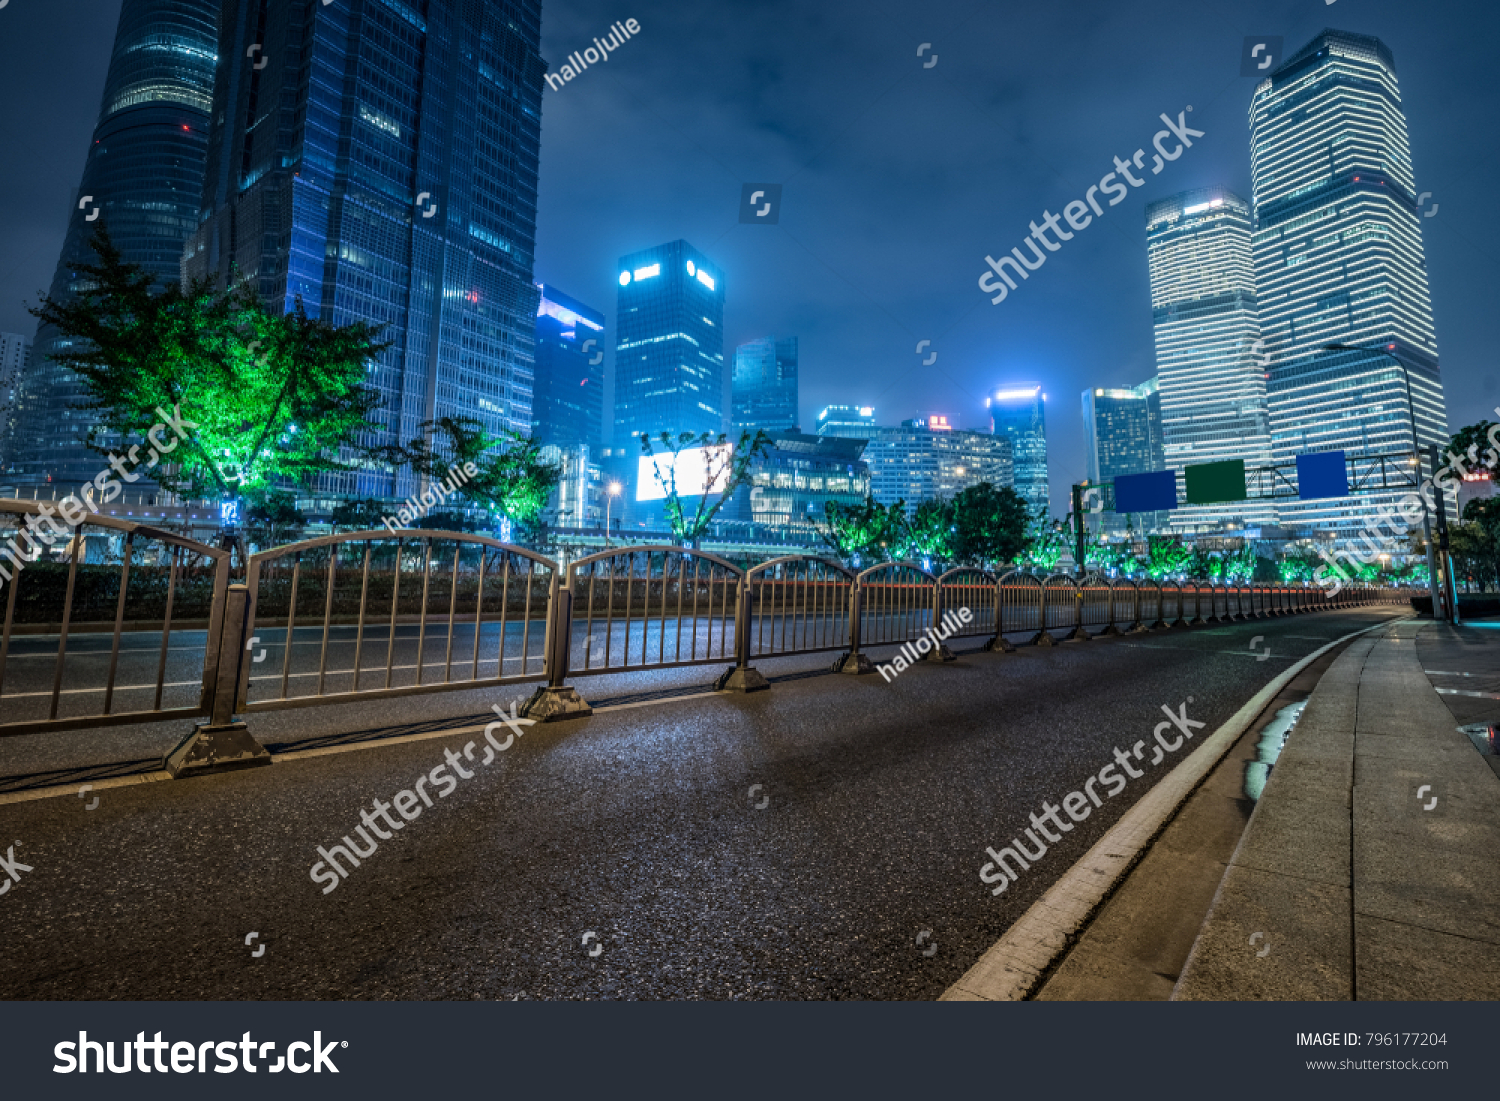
[{"x1": 1, "y1": 0, "x2": 1496, "y2": 514}]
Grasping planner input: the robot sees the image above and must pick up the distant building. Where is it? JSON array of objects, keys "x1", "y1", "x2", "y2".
[
  {"x1": 988, "y1": 386, "x2": 1049, "y2": 516},
  {"x1": 186, "y1": 0, "x2": 547, "y2": 503},
  {"x1": 0, "y1": 333, "x2": 32, "y2": 473},
  {"x1": 1146, "y1": 188, "x2": 1277, "y2": 533},
  {"x1": 1082, "y1": 378, "x2": 1164, "y2": 533},
  {"x1": 1253, "y1": 29, "x2": 1448, "y2": 549},
  {"x1": 732, "y1": 336, "x2": 798, "y2": 435},
  {"x1": 864, "y1": 416, "x2": 1014, "y2": 507},
  {"x1": 613, "y1": 240, "x2": 726, "y2": 450},
  {"x1": 539, "y1": 443, "x2": 605, "y2": 531},
  {"x1": 729, "y1": 431, "x2": 870, "y2": 533},
  {"x1": 814, "y1": 404, "x2": 878, "y2": 440},
  {"x1": 532, "y1": 285, "x2": 605, "y2": 452},
  {"x1": 10, "y1": 0, "x2": 220, "y2": 489}
]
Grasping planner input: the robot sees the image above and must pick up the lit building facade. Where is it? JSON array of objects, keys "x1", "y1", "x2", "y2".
[
  {"x1": 185, "y1": 0, "x2": 547, "y2": 501},
  {"x1": 0, "y1": 333, "x2": 32, "y2": 474},
  {"x1": 733, "y1": 431, "x2": 870, "y2": 532},
  {"x1": 814, "y1": 404, "x2": 878, "y2": 440},
  {"x1": 865, "y1": 416, "x2": 1014, "y2": 507},
  {"x1": 1251, "y1": 29, "x2": 1448, "y2": 546},
  {"x1": 731, "y1": 336, "x2": 798, "y2": 435},
  {"x1": 1082, "y1": 378, "x2": 1165, "y2": 533},
  {"x1": 533, "y1": 284, "x2": 605, "y2": 452},
  {"x1": 613, "y1": 240, "x2": 726, "y2": 449},
  {"x1": 988, "y1": 386, "x2": 1049, "y2": 517},
  {"x1": 9, "y1": 0, "x2": 219, "y2": 488},
  {"x1": 1146, "y1": 187, "x2": 1277, "y2": 533}
]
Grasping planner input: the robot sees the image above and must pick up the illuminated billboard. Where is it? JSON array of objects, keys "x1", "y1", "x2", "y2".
[{"x1": 636, "y1": 445, "x2": 733, "y2": 501}]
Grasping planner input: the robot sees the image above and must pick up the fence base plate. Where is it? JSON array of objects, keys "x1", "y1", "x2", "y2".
[
  {"x1": 984, "y1": 635, "x2": 1017, "y2": 653},
  {"x1": 833, "y1": 651, "x2": 873, "y2": 675},
  {"x1": 716, "y1": 666, "x2": 770, "y2": 693},
  {"x1": 521, "y1": 685, "x2": 593, "y2": 722},
  {"x1": 1097, "y1": 624, "x2": 1123, "y2": 636},
  {"x1": 165, "y1": 722, "x2": 272, "y2": 779},
  {"x1": 922, "y1": 642, "x2": 957, "y2": 662},
  {"x1": 1061, "y1": 626, "x2": 1091, "y2": 642}
]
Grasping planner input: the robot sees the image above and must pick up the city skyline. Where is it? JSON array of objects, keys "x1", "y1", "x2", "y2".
[{"x1": 0, "y1": 3, "x2": 1495, "y2": 519}]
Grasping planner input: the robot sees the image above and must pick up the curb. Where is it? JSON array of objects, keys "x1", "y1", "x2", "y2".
[{"x1": 940, "y1": 614, "x2": 1408, "y2": 1002}]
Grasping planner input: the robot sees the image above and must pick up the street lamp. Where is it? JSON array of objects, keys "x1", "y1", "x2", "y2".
[
  {"x1": 1322, "y1": 342, "x2": 1446, "y2": 620},
  {"x1": 604, "y1": 481, "x2": 622, "y2": 547}
]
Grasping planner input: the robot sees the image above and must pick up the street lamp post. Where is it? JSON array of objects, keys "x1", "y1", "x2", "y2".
[
  {"x1": 1322, "y1": 343, "x2": 1444, "y2": 620},
  {"x1": 604, "y1": 481, "x2": 622, "y2": 547}
]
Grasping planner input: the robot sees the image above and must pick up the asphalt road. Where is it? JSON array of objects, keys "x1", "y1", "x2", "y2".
[{"x1": 0, "y1": 607, "x2": 1403, "y2": 1000}]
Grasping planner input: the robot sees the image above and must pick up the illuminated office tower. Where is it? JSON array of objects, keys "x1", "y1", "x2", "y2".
[
  {"x1": 186, "y1": 0, "x2": 546, "y2": 500},
  {"x1": 1082, "y1": 378, "x2": 1164, "y2": 533},
  {"x1": 864, "y1": 416, "x2": 1012, "y2": 507},
  {"x1": 613, "y1": 240, "x2": 726, "y2": 446},
  {"x1": 1251, "y1": 29, "x2": 1448, "y2": 546},
  {"x1": 9, "y1": 0, "x2": 219, "y2": 488},
  {"x1": 0, "y1": 333, "x2": 32, "y2": 474},
  {"x1": 988, "y1": 385, "x2": 1050, "y2": 517},
  {"x1": 533, "y1": 284, "x2": 605, "y2": 452},
  {"x1": 732, "y1": 336, "x2": 798, "y2": 434},
  {"x1": 814, "y1": 405, "x2": 878, "y2": 440},
  {"x1": 1146, "y1": 188, "x2": 1277, "y2": 533}
]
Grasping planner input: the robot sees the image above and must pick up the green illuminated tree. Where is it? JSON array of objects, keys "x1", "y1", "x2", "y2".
[
  {"x1": 817, "y1": 495, "x2": 903, "y2": 563},
  {"x1": 1014, "y1": 506, "x2": 1065, "y2": 573},
  {"x1": 380, "y1": 416, "x2": 561, "y2": 534},
  {"x1": 902, "y1": 498, "x2": 952, "y2": 563},
  {"x1": 639, "y1": 429, "x2": 769, "y2": 547},
  {"x1": 29, "y1": 226, "x2": 389, "y2": 504},
  {"x1": 1144, "y1": 534, "x2": 1193, "y2": 579},
  {"x1": 243, "y1": 487, "x2": 306, "y2": 549}
]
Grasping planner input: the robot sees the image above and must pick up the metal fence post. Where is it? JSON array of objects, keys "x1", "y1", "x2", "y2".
[
  {"x1": 165, "y1": 583, "x2": 272, "y2": 779},
  {"x1": 522, "y1": 570, "x2": 593, "y2": 720},
  {"x1": 922, "y1": 578, "x2": 957, "y2": 661},
  {"x1": 716, "y1": 578, "x2": 770, "y2": 691},
  {"x1": 834, "y1": 581, "x2": 872, "y2": 674},
  {"x1": 985, "y1": 577, "x2": 1017, "y2": 652}
]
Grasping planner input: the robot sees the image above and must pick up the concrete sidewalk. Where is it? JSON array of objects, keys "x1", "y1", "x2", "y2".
[{"x1": 1173, "y1": 619, "x2": 1500, "y2": 1000}]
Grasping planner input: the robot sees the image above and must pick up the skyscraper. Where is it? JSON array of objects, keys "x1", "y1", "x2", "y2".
[
  {"x1": 0, "y1": 333, "x2": 32, "y2": 475},
  {"x1": 1082, "y1": 378, "x2": 1164, "y2": 532},
  {"x1": 8, "y1": 0, "x2": 219, "y2": 488},
  {"x1": 865, "y1": 416, "x2": 1013, "y2": 507},
  {"x1": 732, "y1": 336, "x2": 798, "y2": 435},
  {"x1": 814, "y1": 404, "x2": 878, "y2": 440},
  {"x1": 532, "y1": 284, "x2": 605, "y2": 452},
  {"x1": 1146, "y1": 188, "x2": 1277, "y2": 533},
  {"x1": 1251, "y1": 29, "x2": 1448, "y2": 544},
  {"x1": 186, "y1": 0, "x2": 547, "y2": 500},
  {"x1": 989, "y1": 385, "x2": 1049, "y2": 517},
  {"x1": 613, "y1": 241, "x2": 726, "y2": 447}
]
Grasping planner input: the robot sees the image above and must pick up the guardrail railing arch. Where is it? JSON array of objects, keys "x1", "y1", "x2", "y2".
[
  {"x1": 0, "y1": 502, "x2": 231, "y2": 741},
  {"x1": 936, "y1": 566, "x2": 999, "y2": 645},
  {"x1": 720, "y1": 554, "x2": 854, "y2": 690},
  {"x1": 1040, "y1": 574, "x2": 1085, "y2": 644},
  {"x1": 1079, "y1": 573, "x2": 1114, "y2": 636},
  {"x1": 848, "y1": 561, "x2": 948, "y2": 668},
  {"x1": 1109, "y1": 578, "x2": 1143, "y2": 633},
  {"x1": 997, "y1": 570, "x2": 1044, "y2": 648},
  {"x1": 239, "y1": 529, "x2": 558, "y2": 714}
]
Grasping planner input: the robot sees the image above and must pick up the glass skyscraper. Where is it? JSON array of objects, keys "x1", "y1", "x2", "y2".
[
  {"x1": 1251, "y1": 29, "x2": 1447, "y2": 544},
  {"x1": 532, "y1": 284, "x2": 605, "y2": 452},
  {"x1": 814, "y1": 404, "x2": 878, "y2": 440},
  {"x1": 1146, "y1": 188, "x2": 1277, "y2": 533},
  {"x1": 7, "y1": 0, "x2": 219, "y2": 488},
  {"x1": 988, "y1": 385, "x2": 1050, "y2": 517},
  {"x1": 612, "y1": 240, "x2": 726, "y2": 447},
  {"x1": 185, "y1": 0, "x2": 546, "y2": 500},
  {"x1": 732, "y1": 336, "x2": 798, "y2": 435},
  {"x1": 865, "y1": 416, "x2": 1013, "y2": 507},
  {"x1": 1082, "y1": 378, "x2": 1164, "y2": 533}
]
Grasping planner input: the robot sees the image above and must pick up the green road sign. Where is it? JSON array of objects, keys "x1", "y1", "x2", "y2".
[{"x1": 1184, "y1": 458, "x2": 1247, "y2": 504}]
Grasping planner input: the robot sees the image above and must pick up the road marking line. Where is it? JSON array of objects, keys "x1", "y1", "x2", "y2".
[
  {"x1": 940, "y1": 615, "x2": 1407, "y2": 1003},
  {"x1": 1435, "y1": 687, "x2": 1500, "y2": 701}
]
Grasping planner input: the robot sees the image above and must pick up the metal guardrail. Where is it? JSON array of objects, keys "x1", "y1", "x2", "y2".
[
  {"x1": 0, "y1": 502, "x2": 230, "y2": 737},
  {"x1": 1, "y1": 510, "x2": 1408, "y2": 772}
]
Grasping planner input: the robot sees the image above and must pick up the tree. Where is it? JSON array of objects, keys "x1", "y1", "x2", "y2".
[
  {"x1": 330, "y1": 498, "x2": 391, "y2": 532},
  {"x1": 379, "y1": 416, "x2": 562, "y2": 535},
  {"x1": 1445, "y1": 419, "x2": 1500, "y2": 481},
  {"x1": 29, "y1": 226, "x2": 389, "y2": 509},
  {"x1": 639, "y1": 429, "x2": 768, "y2": 547},
  {"x1": 1015, "y1": 506, "x2": 1065, "y2": 573},
  {"x1": 818, "y1": 495, "x2": 903, "y2": 563},
  {"x1": 1222, "y1": 544, "x2": 1257, "y2": 582},
  {"x1": 903, "y1": 498, "x2": 952, "y2": 564},
  {"x1": 1453, "y1": 497, "x2": 1500, "y2": 592},
  {"x1": 1144, "y1": 535, "x2": 1193, "y2": 580},
  {"x1": 949, "y1": 482, "x2": 1030, "y2": 567},
  {"x1": 243, "y1": 488, "x2": 306, "y2": 549}
]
